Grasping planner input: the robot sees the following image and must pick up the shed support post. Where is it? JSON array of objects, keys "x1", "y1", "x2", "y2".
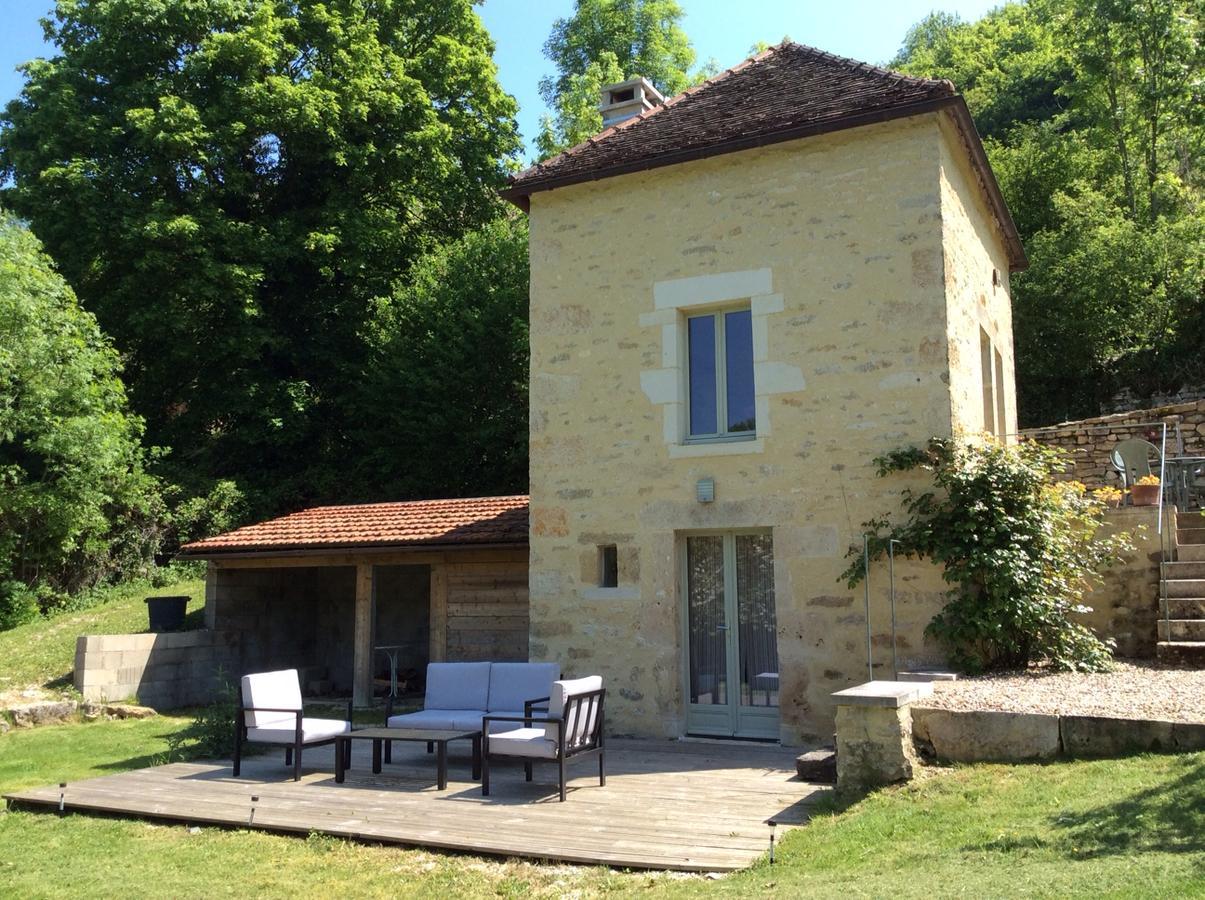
[
  {"x1": 429, "y1": 563, "x2": 448, "y2": 662},
  {"x1": 353, "y1": 563, "x2": 374, "y2": 708}
]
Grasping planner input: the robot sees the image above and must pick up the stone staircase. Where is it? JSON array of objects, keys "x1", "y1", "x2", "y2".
[{"x1": 1158, "y1": 525, "x2": 1205, "y2": 664}]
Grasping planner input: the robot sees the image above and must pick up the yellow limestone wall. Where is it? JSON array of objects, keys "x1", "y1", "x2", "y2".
[{"x1": 526, "y1": 112, "x2": 1016, "y2": 743}]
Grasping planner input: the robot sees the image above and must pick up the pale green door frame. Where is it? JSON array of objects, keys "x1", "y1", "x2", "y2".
[{"x1": 681, "y1": 531, "x2": 780, "y2": 740}]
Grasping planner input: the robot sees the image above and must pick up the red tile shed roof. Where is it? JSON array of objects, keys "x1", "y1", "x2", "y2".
[
  {"x1": 179, "y1": 495, "x2": 529, "y2": 556},
  {"x1": 503, "y1": 41, "x2": 1025, "y2": 270}
]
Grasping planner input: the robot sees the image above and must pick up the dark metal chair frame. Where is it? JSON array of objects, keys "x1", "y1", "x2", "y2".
[
  {"x1": 232, "y1": 698, "x2": 353, "y2": 782},
  {"x1": 481, "y1": 688, "x2": 606, "y2": 802}
]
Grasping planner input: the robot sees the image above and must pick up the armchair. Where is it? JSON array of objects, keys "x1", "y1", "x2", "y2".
[
  {"x1": 233, "y1": 669, "x2": 352, "y2": 781},
  {"x1": 481, "y1": 675, "x2": 605, "y2": 802}
]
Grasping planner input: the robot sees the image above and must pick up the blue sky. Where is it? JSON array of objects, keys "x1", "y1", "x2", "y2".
[{"x1": 0, "y1": 0, "x2": 1001, "y2": 156}]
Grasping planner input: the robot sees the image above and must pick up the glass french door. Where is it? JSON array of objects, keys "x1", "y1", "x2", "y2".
[{"x1": 684, "y1": 532, "x2": 780, "y2": 739}]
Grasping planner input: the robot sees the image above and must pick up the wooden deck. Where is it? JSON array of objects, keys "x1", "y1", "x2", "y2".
[{"x1": 5, "y1": 738, "x2": 827, "y2": 872}]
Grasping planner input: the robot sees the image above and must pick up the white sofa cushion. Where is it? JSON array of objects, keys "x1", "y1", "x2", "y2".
[
  {"x1": 241, "y1": 669, "x2": 303, "y2": 728},
  {"x1": 486, "y1": 662, "x2": 560, "y2": 713},
  {"x1": 247, "y1": 717, "x2": 350, "y2": 745},
  {"x1": 487, "y1": 726, "x2": 558, "y2": 760},
  {"x1": 387, "y1": 709, "x2": 487, "y2": 731},
  {"x1": 424, "y1": 662, "x2": 492, "y2": 710},
  {"x1": 548, "y1": 676, "x2": 603, "y2": 745}
]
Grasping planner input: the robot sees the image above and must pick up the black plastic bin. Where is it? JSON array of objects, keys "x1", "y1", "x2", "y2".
[{"x1": 145, "y1": 595, "x2": 189, "y2": 632}]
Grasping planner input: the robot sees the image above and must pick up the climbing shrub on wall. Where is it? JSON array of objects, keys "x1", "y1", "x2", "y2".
[{"x1": 843, "y1": 438, "x2": 1129, "y2": 673}]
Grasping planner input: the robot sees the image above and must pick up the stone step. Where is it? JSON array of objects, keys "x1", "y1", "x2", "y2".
[
  {"x1": 1178, "y1": 527, "x2": 1205, "y2": 546},
  {"x1": 1165, "y1": 596, "x2": 1205, "y2": 618},
  {"x1": 1177, "y1": 544, "x2": 1205, "y2": 562},
  {"x1": 1163, "y1": 560, "x2": 1205, "y2": 579},
  {"x1": 1157, "y1": 619, "x2": 1205, "y2": 641},
  {"x1": 795, "y1": 749, "x2": 837, "y2": 783},
  {"x1": 1156, "y1": 640, "x2": 1205, "y2": 665},
  {"x1": 1163, "y1": 578, "x2": 1205, "y2": 598}
]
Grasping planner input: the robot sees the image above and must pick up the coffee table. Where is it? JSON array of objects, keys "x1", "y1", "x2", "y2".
[{"x1": 333, "y1": 727, "x2": 480, "y2": 790}]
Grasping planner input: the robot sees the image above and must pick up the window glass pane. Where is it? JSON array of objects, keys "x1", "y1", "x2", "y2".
[
  {"x1": 724, "y1": 309, "x2": 756, "y2": 433},
  {"x1": 686, "y1": 536, "x2": 727, "y2": 705},
  {"x1": 599, "y1": 545, "x2": 618, "y2": 588},
  {"x1": 735, "y1": 534, "x2": 777, "y2": 709},
  {"x1": 688, "y1": 315, "x2": 718, "y2": 436}
]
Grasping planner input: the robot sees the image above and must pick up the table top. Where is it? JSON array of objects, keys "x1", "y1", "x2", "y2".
[{"x1": 341, "y1": 727, "x2": 478, "y2": 742}]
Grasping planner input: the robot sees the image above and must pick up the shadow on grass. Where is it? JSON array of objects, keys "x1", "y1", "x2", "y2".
[{"x1": 1049, "y1": 756, "x2": 1205, "y2": 860}]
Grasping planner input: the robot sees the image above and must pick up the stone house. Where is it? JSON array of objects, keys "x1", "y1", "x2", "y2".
[{"x1": 501, "y1": 43, "x2": 1026, "y2": 743}]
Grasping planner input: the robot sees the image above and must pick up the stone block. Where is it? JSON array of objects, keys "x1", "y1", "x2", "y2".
[
  {"x1": 1172, "y1": 722, "x2": 1205, "y2": 751},
  {"x1": 911, "y1": 707, "x2": 1061, "y2": 762},
  {"x1": 836, "y1": 704, "x2": 918, "y2": 792},
  {"x1": 1061, "y1": 715, "x2": 1176, "y2": 757},
  {"x1": 831, "y1": 680, "x2": 933, "y2": 707},
  {"x1": 795, "y1": 749, "x2": 837, "y2": 782},
  {"x1": 8, "y1": 701, "x2": 78, "y2": 727}
]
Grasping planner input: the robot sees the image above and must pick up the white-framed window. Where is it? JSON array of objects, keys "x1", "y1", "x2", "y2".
[{"x1": 686, "y1": 307, "x2": 756, "y2": 441}]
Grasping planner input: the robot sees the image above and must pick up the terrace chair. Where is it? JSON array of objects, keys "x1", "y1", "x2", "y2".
[
  {"x1": 481, "y1": 676, "x2": 605, "y2": 802},
  {"x1": 1110, "y1": 439, "x2": 1161, "y2": 497},
  {"x1": 233, "y1": 669, "x2": 352, "y2": 781}
]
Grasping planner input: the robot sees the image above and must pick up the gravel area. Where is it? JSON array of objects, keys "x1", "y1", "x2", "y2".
[{"x1": 922, "y1": 661, "x2": 1205, "y2": 723}]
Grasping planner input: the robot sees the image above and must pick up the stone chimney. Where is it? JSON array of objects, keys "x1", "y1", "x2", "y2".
[{"x1": 598, "y1": 77, "x2": 665, "y2": 128}]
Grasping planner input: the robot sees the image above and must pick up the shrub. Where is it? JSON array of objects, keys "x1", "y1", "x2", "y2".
[
  {"x1": 163, "y1": 675, "x2": 244, "y2": 762},
  {"x1": 0, "y1": 580, "x2": 38, "y2": 629},
  {"x1": 843, "y1": 437, "x2": 1129, "y2": 673},
  {"x1": 0, "y1": 216, "x2": 165, "y2": 611}
]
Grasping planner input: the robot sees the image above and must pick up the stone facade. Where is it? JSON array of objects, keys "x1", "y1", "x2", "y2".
[
  {"x1": 526, "y1": 111, "x2": 1018, "y2": 743},
  {"x1": 74, "y1": 630, "x2": 239, "y2": 707},
  {"x1": 1024, "y1": 400, "x2": 1205, "y2": 489}
]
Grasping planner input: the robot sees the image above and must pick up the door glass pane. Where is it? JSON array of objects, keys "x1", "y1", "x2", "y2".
[
  {"x1": 686, "y1": 535, "x2": 726, "y2": 705},
  {"x1": 736, "y1": 534, "x2": 778, "y2": 708},
  {"x1": 724, "y1": 309, "x2": 756, "y2": 433},
  {"x1": 688, "y1": 315, "x2": 718, "y2": 436}
]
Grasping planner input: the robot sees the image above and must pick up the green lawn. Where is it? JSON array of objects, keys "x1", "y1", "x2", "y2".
[
  {"x1": 0, "y1": 578, "x2": 206, "y2": 695},
  {"x1": 1, "y1": 715, "x2": 1202, "y2": 899}
]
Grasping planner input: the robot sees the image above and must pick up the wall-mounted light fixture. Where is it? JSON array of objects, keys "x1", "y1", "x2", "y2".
[{"x1": 696, "y1": 477, "x2": 715, "y2": 503}]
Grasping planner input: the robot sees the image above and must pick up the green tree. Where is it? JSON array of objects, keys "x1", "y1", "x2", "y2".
[
  {"x1": 894, "y1": 1, "x2": 1203, "y2": 425},
  {"x1": 348, "y1": 216, "x2": 529, "y2": 501},
  {"x1": 0, "y1": 215, "x2": 162, "y2": 627},
  {"x1": 1, "y1": 0, "x2": 520, "y2": 514},
  {"x1": 536, "y1": 0, "x2": 696, "y2": 158}
]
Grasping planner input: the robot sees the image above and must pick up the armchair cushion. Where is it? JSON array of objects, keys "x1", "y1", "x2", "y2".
[
  {"x1": 487, "y1": 662, "x2": 560, "y2": 713},
  {"x1": 240, "y1": 669, "x2": 303, "y2": 728},
  {"x1": 487, "y1": 726, "x2": 559, "y2": 759},
  {"x1": 424, "y1": 662, "x2": 492, "y2": 711},
  {"x1": 548, "y1": 676, "x2": 603, "y2": 744},
  {"x1": 247, "y1": 717, "x2": 350, "y2": 745}
]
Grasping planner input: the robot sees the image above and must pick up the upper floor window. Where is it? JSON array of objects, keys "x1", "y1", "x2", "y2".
[{"x1": 687, "y1": 307, "x2": 756, "y2": 440}]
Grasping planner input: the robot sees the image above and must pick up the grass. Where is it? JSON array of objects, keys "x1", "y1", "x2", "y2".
[
  {"x1": 1, "y1": 715, "x2": 1203, "y2": 898},
  {"x1": 0, "y1": 577, "x2": 206, "y2": 696}
]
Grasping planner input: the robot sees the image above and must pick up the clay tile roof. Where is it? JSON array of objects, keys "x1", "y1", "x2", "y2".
[
  {"x1": 179, "y1": 495, "x2": 529, "y2": 556},
  {"x1": 504, "y1": 41, "x2": 1026, "y2": 270}
]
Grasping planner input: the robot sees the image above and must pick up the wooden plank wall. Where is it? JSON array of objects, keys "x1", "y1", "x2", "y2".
[{"x1": 443, "y1": 558, "x2": 529, "y2": 661}]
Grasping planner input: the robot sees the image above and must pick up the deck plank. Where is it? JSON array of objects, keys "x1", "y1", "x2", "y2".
[{"x1": 4, "y1": 738, "x2": 827, "y2": 872}]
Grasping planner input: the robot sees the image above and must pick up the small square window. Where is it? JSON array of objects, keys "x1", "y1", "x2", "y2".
[{"x1": 598, "y1": 545, "x2": 619, "y2": 588}]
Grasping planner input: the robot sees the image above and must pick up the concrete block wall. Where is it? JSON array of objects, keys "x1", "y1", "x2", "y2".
[{"x1": 74, "y1": 630, "x2": 239, "y2": 708}]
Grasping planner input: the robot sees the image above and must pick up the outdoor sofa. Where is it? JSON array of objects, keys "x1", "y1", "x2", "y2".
[{"x1": 384, "y1": 661, "x2": 560, "y2": 757}]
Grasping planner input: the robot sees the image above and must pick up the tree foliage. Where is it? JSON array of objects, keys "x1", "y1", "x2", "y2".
[
  {"x1": 0, "y1": 215, "x2": 162, "y2": 627},
  {"x1": 0, "y1": 0, "x2": 520, "y2": 515},
  {"x1": 893, "y1": 1, "x2": 1203, "y2": 425},
  {"x1": 536, "y1": 0, "x2": 697, "y2": 159},
  {"x1": 844, "y1": 439, "x2": 1125, "y2": 673},
  {"x1": 347, "y1": 216, "x2": 529, "y2": 501}
]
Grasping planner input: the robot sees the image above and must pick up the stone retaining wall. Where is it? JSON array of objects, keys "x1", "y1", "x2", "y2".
[
  {"x1": 1023, "y1": 400, "x2": 1205, "y2": 489},
  {"x1": 911, "y1": 705, "x2": 1205, "y2": 761},
  {"x1": 74, "y1": 630, "x2": 239, "y2": 708}
]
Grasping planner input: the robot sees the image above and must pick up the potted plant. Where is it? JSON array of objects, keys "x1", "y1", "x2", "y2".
[
  {"x1": 1093, "y1": 486, "x2": 1123, "y2": 509},
  {"x1": 1130, "y1": 475, "x2": 1161, "y2": 507}
]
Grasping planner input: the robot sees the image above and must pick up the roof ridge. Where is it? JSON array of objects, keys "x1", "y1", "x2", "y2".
[
  {"x1": 779, "y1": 40, "x2": 953, "y2": 91},
  {"x1": 515, "y1": 43, "x2": 785, "y2": 180}
]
